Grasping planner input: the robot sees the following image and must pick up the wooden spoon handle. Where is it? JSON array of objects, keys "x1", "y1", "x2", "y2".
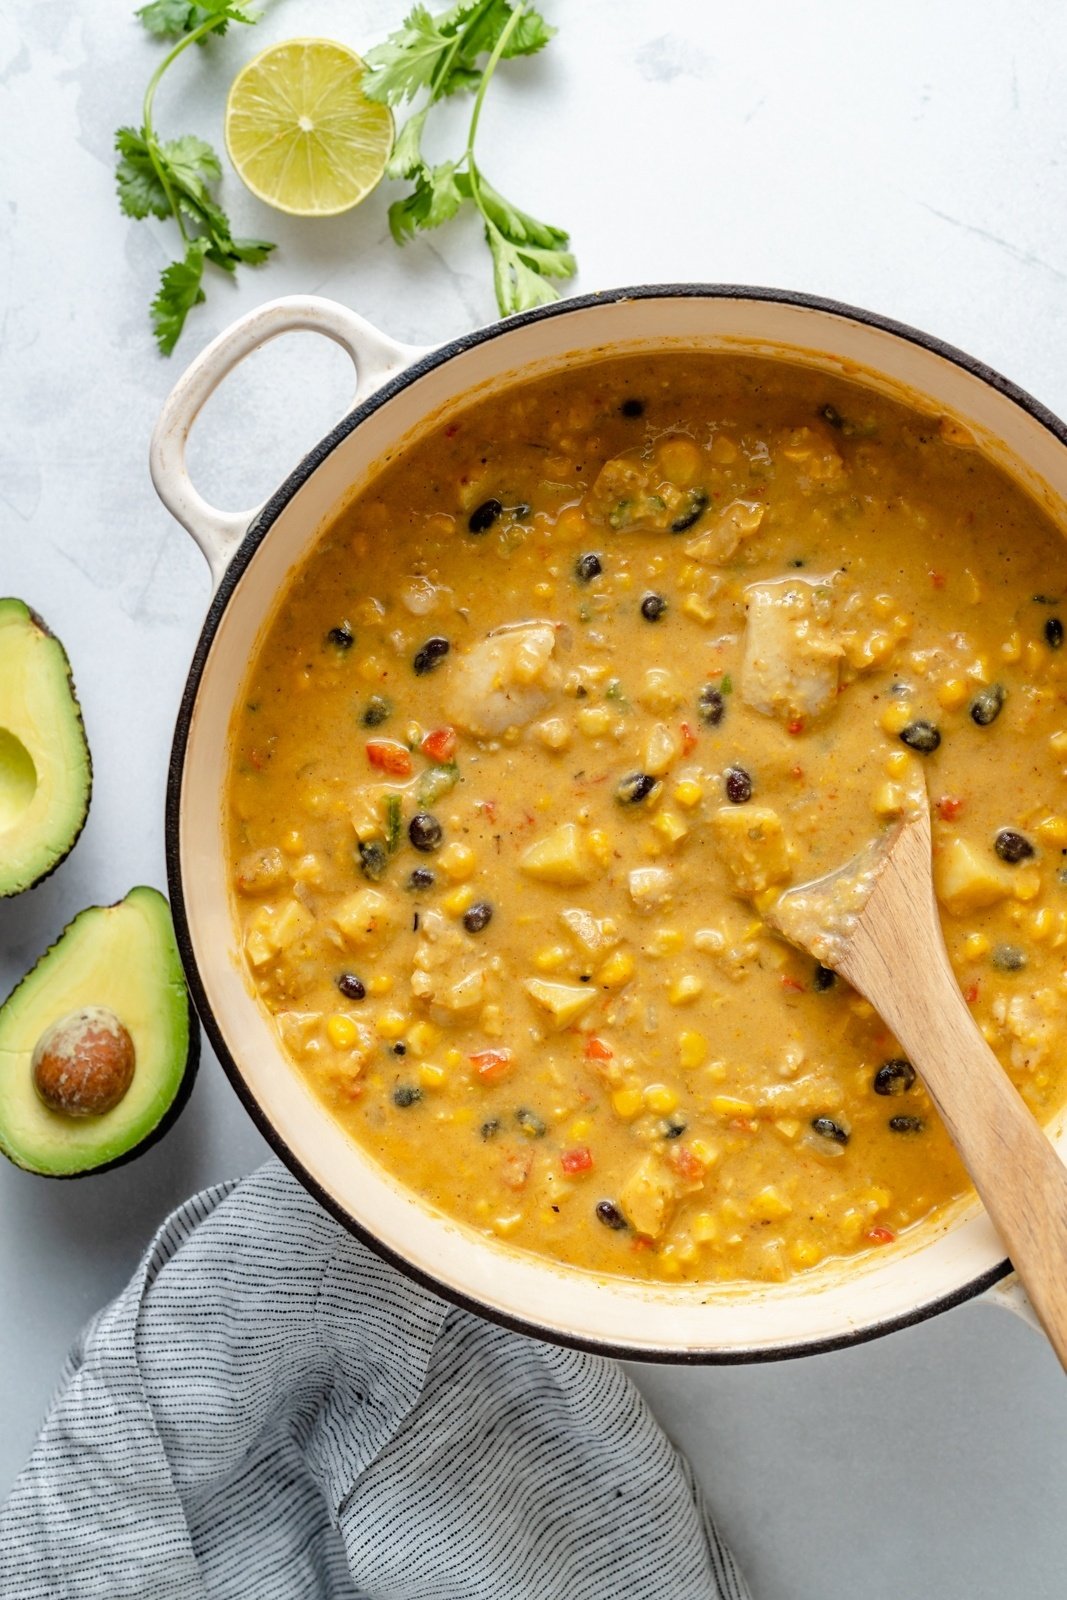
[{"x1": 844, "y1": 855, "x2": 1067, "y2": 1369}]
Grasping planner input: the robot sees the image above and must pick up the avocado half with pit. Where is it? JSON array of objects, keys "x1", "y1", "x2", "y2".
[
  {"x1": 0, "y1": 599, "x2": 92, "y2": 896},
  {"x1": 0, "y1": 887, "x2": 199, "y2": 1176}
]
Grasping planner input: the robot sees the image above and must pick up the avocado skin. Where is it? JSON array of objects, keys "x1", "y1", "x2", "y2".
[
  {"x1": 0, "y1": 599, "x2": 93, "y2": 898},
  {"x1": 0, "y1": 889, "x2": 200, "y2": 1178},
  {"x1": 30, "y1": 993, "x2": 201, "y2": 1181}
]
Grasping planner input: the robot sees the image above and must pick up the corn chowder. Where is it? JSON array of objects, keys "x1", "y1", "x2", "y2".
[{"x1": 228, "y1": 354, "x2": 1067, "y2": 1285}]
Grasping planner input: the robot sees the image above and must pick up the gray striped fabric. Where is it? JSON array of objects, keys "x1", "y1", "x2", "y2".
[{"x1": 0, "y1": 1160, "x2": 748, "y2": 1600}]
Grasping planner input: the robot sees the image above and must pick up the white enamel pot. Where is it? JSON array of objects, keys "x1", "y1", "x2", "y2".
[{"x1": 152, "y1": 286, "x2": 1067, "y2": 1362}]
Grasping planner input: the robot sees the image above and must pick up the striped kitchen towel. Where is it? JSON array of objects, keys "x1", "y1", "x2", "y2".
[{"x1": 0, "y1": 1159, "x2": 748, "y2": 1600}]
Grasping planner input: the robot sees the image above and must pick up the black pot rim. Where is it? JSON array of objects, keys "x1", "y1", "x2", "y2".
[{"x1": 164, "y1": 280, "x2": 1058, "y2": 1364}]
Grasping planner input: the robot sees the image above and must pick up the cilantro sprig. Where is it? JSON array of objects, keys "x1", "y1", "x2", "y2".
[
  {"x1": 364, "y1": 0, "x2": 576, "y2": 316},
  {"x1": 115, "y1": 0, "x2": 274, "y2": 353}
]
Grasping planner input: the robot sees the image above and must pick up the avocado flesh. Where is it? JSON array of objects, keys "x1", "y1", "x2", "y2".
[
  {"x1": 0, "y1": 887, "x2": 197, "y2": 1176},
  {"x1": 0, "y1": 599, "x2": 92, "y2": 897}
]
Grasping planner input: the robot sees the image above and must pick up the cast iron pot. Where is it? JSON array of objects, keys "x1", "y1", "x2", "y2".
[{"x1": 152, "y1": 285, "x2": 1067, "y2": 1361}]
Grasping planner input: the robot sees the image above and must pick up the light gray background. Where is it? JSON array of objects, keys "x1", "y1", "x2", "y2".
[{"x1": 2, "y1": 2, "x2": 1066, "y2": 1595}]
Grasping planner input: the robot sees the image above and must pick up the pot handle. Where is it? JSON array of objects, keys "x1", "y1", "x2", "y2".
[{"x1": 149, "y1": 295, "x2": 430, "y2": 589}]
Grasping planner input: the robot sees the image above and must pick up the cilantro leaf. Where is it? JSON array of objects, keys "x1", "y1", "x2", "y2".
[
  {"x1": 476, "y1": 176, "x2": 570, "y2": 252},
  {"x1": 486, "y1": 220, "x2": 575, "y2": 316},
  {"x1": 386, "y1": 105, "x2": 429, "y2": 180},
  {"x1": 115, "y1": 126, "x2": 171, "y2": 219},
  {"x1": 159, "y1": 134, "x2": 221, "y2": 199},
  {"x1": 389, "y1": 162, "x2": 467, "y2": 244},
  {"x1": 136, "y1": 0, "x2": 250, "y2": 40},
  {"x1": 151, "y1": 239, "x2": 209, "y2": 355},
  {"x1": 364, "y1": 5, "x2": 453, "y2": 104}
]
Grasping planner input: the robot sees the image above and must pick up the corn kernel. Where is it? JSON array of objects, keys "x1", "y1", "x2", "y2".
[
  {"x1": 691, "y1": 1212, "x2": 717, "y2": 1244},
  {"x1": 537, "y1": 717, "x2": 572, "y2": 752},
  {"x1": 1049, "y1": 732, "x2": 1067, "y2": 758},
  {"x1": 1001, "y1": 631, "x2": 1022, "y2": 663},
  {"x1": 789, "y1": 1239, "x2": 823, "y2": 1269},
  {"x1": 443, "y1": 884, "x2": 476, "y2": 916},
  {"x1": 650, "y1": 811, "x2": 688, "y2": 846},
  {"x1": 438, "y1": 842, "x2": 476, "y2": 880},
  {"x1": 445, "y1": 1048, "x2": 463, "y2": 1069},
  {"x1": 1031, "y1": 907, "x2": 1054, "y2": 941},
  {"x1": 880, "y1": 701, "x2": 911, "y2": 735},
  {"x1": 569, "y1": 1117, "x2": 592, "y2": 1140},
  {"x1": 375, "y1": 1011, "x2": 407, "y2": 1040},
  {"x1": 750, "y1": 1185, "x2": 792, "y2": 1221},
  {"x1": 712, "y1": 1095, "x2": 756, "y2": 1118},
  {"x1": 873, "y1": 781, "x2": 904, "y2": 817},
  {"x1": 358, "y1": 655, "x2": 384, "y2": 683},
  {"x1": 577, "y1": 705, "x2": 612, "y2": 738},
  {"x1": 1026, "y1": 640, "x2": 1045, "y2": 674},
  {"x1": 963, "y1": 932, "x2": 990, "y2": 959},
  {"x1": 1013, "y1": 868, "x2": 1042, "y2": 902},
  {"x1": 535, "y1": 945, "x2": 570, "y2": 972},
  {"x1": 1037, "y1": 814, "x2": 1067, "y2": 845},
  {"x1": 937, "y1": 678, "x2": 969, "y2": 710},
  {"x1": 884, "y1": 749, "x2": 910, "y2": 778},
  {"x1": 678, "y1": 1030, "x2": 708, "y2": 1070},
  {"x1": 682, "y1": 594, "x2": 716, "y2": 624},
  {"x1": 586, "y1": 829, "x2": 612, "y2": 867},
  {"x1": 673, "y1": 779, "x2": 703, "y2": 808},
  {"x1": 326, "y1": 1013, "x2": 359, "y2": 1050},
  {"x1": 281, "y1": 830, "x2": 304, "y2": 856},
  {"x1": 597, "y1": 948, "x2": 635, "y2": 988},
  {"x1": 668, "y1": 974, "x2": 704, "y2": 1004},
  {"x1": 368, "y1": 974, "x2": 393, "y2": 996},
  {"x1": 687, "y1": 1138, "x2": 719, "y2": 1166},
  {"x1": 419, "y1": 1062, "x2": 446, "y2": 1089},
  {"x1": 612, "y1": 1087, "x2": 643, "y2": 1119},
  {"x1": 407, "y1": 1020, "x2": 441, "y2": 1058},
  {"x1": 644, "y1": 1083, "x2": 679, "y2": 1114}
]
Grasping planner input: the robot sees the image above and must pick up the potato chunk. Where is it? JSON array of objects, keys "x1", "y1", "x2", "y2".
[
  {"x1": 710, "y1": 806, "x2": 794, "y2": 897},
  {"x1": 934, "y1": 838, "x2": 1014, "y2": 916},
  {"x1": 684, "y1": 498, "x2": 765, "y2": 566},
  {"x1": 523, "y1": 978, "x2": 598, "y2": 1028},
  {"x1": 740, "y1": 576, "x2": 842, "y2": 722},
  {"x1": 520, "y1": 823, "x2": 601, "y2": 887},
  {"x1": 331, "y1": 889, "x2": 395, "y2": 948}
]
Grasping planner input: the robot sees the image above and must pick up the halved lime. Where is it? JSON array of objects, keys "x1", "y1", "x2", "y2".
[{"x1": 225, "y1": 38, "x2": 393, "y2": 218}]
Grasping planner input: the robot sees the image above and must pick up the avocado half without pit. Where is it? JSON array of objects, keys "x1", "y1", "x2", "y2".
[
  {"x1": 0, "y1": 887, "x2": 199, "y2": 1176},
  {"x1": 0, "y1": 599, "x2": 92, "y2": 896}
]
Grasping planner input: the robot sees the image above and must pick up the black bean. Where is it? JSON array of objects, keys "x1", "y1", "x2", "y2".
[
  {"x1": 616, "y1": 771, "x2": 657, "y2": 804},
  {"x1": 873, "y1": 1058, "x2": 915, "y2": 1096},
  {"x1": 888, "y1": 1115, "x2": 924, "y2": 1135},
  {"x1": 326, "y1": 623, "x2": 354, "y2": 650},
  {"x1": 361, "y1": 695, "x2": 391, "y2": 727},
  {"x1": 641, "y1": 592, "x2": 668, "y2": 621},
  {"x1": 463, "y1": 901, "x2": 493, "y2": 934},
  {"x1": 899, "y1": 720, "x2": 941, "y2": 753},
  {"x1": 358, "y1": 840, "x2": 388, "y2": 881},
  {"x1": 992, "y1": 943, "x2": 1027, "y2": 972},
  {"x1": 662, "y1": 1119, "x2": 687, "y2": 1140},
  {"x1": 336, "y1": 972, "x2": 366, "y2": 1001},
  {"x1": 516, "y1": 1108, "x2": 546, "y2": 1137},
  {"x1": 724, "y1": 766, "x2": 753, "y2": 804},
  {"x1": 620, "y1": 398, "x2": 645, "y2": 418},
  {"x1": 1045, "y1": 616, "x2": 1064, "y2": 649},
  {"x1": 811, "y1": 1116, "x2": 850, "y2": 1145},
  {"x1": 393, "y1": 1042, "x2": 407, "y2": 1056},
  {"x1": 820, "y1": 403, "x2": 844, "y2": 429},
  {"x1": 670, "y1": 491, "x2": 709, "y2": 534},
  {"x1": 480, "y1": 1119, "x2": 501, "y2": 1141},
  {"x1": 393, "y1": 1085, "x2": 422, "y2": 1108},
  {"x1": 468, "y1": 498, "x2": 503, "y2": 534},
  {"x1": 408, "y1": 867, "x2": 435, "y2": 890},
  {"x1": 698, "y1": 685, "x2": 726, "y2": 726},
  {"x1": 970, "y1": 684, "x2": 1006, "y2": 726},
  {"x1": 596, "y1": 1199, "x2": 628, "y2": 1229},
  {"x1": 413, "y1": 636, "x2": 450, "y2": 675},
  {"x1": 994, "y1": 828, "x2": 1034, "y2": 864},
  {"x1": 812, "y1": 963, "x2": 837, "y2": 992},
  {"x1": 408, "y1": 813, "x2": 443, "y2": 853},
  {"x1": 575, "y1": 552, "x2": 603, "y2": 583}
]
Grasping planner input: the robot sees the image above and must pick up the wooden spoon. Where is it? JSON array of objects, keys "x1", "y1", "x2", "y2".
[{"x1": 768, "y1": 797, "x2": 1067, "y2": 1369}]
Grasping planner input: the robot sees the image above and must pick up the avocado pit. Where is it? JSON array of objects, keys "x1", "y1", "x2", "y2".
[{"x1": 31, "y1": 1006, "x2": 135, "y2": 1118}]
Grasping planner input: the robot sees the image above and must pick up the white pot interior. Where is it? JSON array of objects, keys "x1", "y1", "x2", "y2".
[{"x1": 177, "y1": 292, "x2": 1067, "y2": 1358}]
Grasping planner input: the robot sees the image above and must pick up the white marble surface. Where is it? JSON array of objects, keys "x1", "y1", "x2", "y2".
[{"x1": 2, "y1": 1, "x2": 1067, "y2": 1594}]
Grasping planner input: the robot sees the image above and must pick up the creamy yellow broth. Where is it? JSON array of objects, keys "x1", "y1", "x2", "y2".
[{"x1": 227, "y1": 354, "x2": 1067, "y2": 1285}]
